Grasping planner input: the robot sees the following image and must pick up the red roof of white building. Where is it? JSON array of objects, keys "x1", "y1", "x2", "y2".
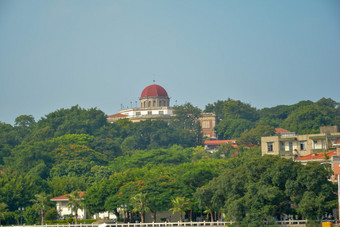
[
  {"x1": 205, "y1": 140, "x2": 237, "y2": 148},
  {"x1": 275, "y1": 128, "x2": 291, "y2": 134},
  {"x1": 107, "y1": 113, "x2": 128, "y2": 118},
  {"x1": 50, "y1": 192, "x2": 86, "y2": 201}
]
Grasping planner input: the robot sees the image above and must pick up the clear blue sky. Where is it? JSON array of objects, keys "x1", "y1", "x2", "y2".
[{"x1": 1, "y1": 0, "x2": 339, "y2": 125}]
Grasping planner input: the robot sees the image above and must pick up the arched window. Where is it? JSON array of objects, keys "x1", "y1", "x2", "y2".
[
  {"x1": 148, "y1": 101, "x2": 151, "y2": 107},
  {"x1": 153, "y1": 100, "x2": 156, "y2": 107}
]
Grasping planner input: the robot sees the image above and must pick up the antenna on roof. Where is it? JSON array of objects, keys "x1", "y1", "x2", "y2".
[{"x1": 153, "y1": 79, "x2": 156, "y2": 84}]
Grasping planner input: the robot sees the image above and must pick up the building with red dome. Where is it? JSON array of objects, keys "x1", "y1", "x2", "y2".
[
  {"x1": 140, "y1": 84, "x2": 170, "y2": 108},
  {"x1": 107, "y1": 84, "x2": 216, "y2": 138},
  {"x1": 107, "y1": 84, "x2": 173, "y2": 123}
]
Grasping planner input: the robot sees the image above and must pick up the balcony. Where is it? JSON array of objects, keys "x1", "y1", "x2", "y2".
[
  {"x1": 312, "y1": 149, "x2": 327, "y2": 153},
  {"x1": 280, "y1": 150, "x2": 293, "y2": 157}
]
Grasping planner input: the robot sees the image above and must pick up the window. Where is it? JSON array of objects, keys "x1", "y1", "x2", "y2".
[
  {"x1": 289, "y1": 142, "x2": 293, "y2": 151},
  {"x1": 159, "y1": 111, "x2": 164, "y2": 115},
  {"x1": 313, "y1": 140, "x2": 318, "y2": 149},
  {"x1": 147, "y1": 111, "x2": 152, "y2": 115},
  {"x1": 267, "y1": 142, "x2": 273, "y2": 152},
  {"x1": 299, "y1": 141, "x2": 306, "y2": 150},
  {"x1": 280, "y1": 142, "x2": 285, "y2": 151},
  {"x1": 136, "y1": 112, "x2": 141, "y2": 116},
  {"x1": 202, "y1": 121, "x2": 210, "y2": 129}
]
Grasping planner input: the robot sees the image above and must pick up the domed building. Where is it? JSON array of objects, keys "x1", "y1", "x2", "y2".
[
  {"x1": 107, "y1": 84, "x2": 216, "y2": 138},
  {"x1": 107, "y1": 84, "x2": 173, "y2": 123},
  {"x1": 140, "y1": 84, "x2": 170, "y2": 108}
]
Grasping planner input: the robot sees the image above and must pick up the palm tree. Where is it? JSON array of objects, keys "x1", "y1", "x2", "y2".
[
  {"x1": 203, "y1": 207, "x2": 214, "y2": 222},
  {"x1": 131, "y1": 193, "x2": 150, "y2": 223},
  {"x1": 67, "y1": 191, "x2": 85, "y2": 224},
  {"x1": 0, "y1": 202, "x2": 8, "y2": 225},
  {"x1": 170, "y1": 197, "x2": 191, "y2": 222},
  {"x1": 32, "y1": 192, "x2": 49, "y2": 225}
]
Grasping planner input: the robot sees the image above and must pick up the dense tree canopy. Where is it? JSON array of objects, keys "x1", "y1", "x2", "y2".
[{"x1": 0, "y1": 98, "x2": 338, "y2": 225}]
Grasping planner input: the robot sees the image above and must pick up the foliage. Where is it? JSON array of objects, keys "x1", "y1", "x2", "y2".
[
  {"x1": 205, "y1": 99, "x2": 259, "y2": 123},
  {"x1": 67, "y1": 191, "x2": 85, "y2": 224},
  {"x1": 31, "y1": 192, "x2": 50, "y2": 225},
  {"x1": 170, "y1": 197, "x2": 191, "y2": 222},
  {"x1": 194, "y1": 155, "x2": 336, "y2": 224},
  {"x1": 215, "y1": 119, "x2": 255, "y2": 140},
  {"x1": 131, "y1": 193, "x2": 150, "y2": 223},
  {"x1": 0, "y1": 99, "x2": 338, "y2": 224},
  {"x1": 0, "y1": 202, "x2": 8, "y2": 225},
  {"x1": 238, "y1": 125, "x2": 275, "y2": 145},
  {"x1": 23, "y1": 207, "x2": 39, "y2": 224},
  {"x1": 0, "y1": 169, "x2": 42, "y2": 211},
  {"x1": 109, "y1": 148, "x2": 192, "y2": 172},
  {"x1": 280, "y1": 103, "x2": 339, "y2": 134}
]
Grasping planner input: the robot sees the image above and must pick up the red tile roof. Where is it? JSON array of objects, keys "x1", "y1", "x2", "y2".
[
  {"x1": 50, "y1": 192, "x2": 86, "y2": 201},
  {"x1": 333, "y1": 163, "x2": 340, "y2": 175},
  {"x1": 107, "y1": 113, "x2": 128, "y2": 118},
  {"x1": 296, "y1": 151, "x2": 337, "y2": 161},
  {"x1": 205, "y1": 140, "x2": 237, "y2": 148},
  {"x1": 275, "y1": 128, "x2": 291, "y2": 134}
]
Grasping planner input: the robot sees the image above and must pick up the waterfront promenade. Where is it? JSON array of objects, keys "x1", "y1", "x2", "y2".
[{"x1": 0, "y1": 220, "x2": 320, "y2": 227}]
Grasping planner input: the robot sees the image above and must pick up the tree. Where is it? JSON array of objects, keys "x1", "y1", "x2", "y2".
[
  {"x1": 171, "y1": 103, "x2": 202, "y2": 145},
  {"x1": 170, "y1": 197, "x2": 191, "y2": 222},
  {"x1": 23, "y1": 207, "x2": 39, "y2": 225},
  {"x1": 31, "y1": 192, "x2": 49, "y2": 225},
  {"x1": 131, "y1": 193, "x2": 150, "y2": 223},
  {"x1": 0, "y1": 169, "x2": 42, "y2": 211},
  {"x1": 0, "y1": 202, "x2": 8, "y2": 225},
  {"x1": 205, "y1": 99, "x2": 259, "y2": 122},
  {"x1": 35, "y1": 105, "x2": 107, "y2": 137},
  {"x1": 214, "y1": 119, "x2": 254, "y2": 140},
  {"x1": 280, "y1": 104, "x2": 338, "y2": 134},
  {"x1": 14, "y1": 115, "x2": 36, "y2": 140},
  {"x1": 238, "y1": 125, "x2": 275, "y2": 145},
  {"x1": 67, "y1": 191, "x2": 85, "y2": 224},
  {"x1": 194, "y1": 155, "x2": 336, "y2": 224}
]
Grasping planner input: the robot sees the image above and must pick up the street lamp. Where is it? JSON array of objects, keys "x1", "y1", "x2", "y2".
[{"x1": 18, "y1": 207, "x2": 24, "y2": 225}]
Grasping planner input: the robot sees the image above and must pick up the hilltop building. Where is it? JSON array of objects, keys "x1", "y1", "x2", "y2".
[
  {"x1": 261, "y1": 126, "x2": 340, "y2": 159},
  {"x1": 107, "y1": 84, "x2": 216, "y2": 138}
]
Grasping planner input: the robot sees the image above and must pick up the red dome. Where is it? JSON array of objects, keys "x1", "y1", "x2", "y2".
[{"x1": 141, "y1": 84, "x2": 168, "y2": 98}]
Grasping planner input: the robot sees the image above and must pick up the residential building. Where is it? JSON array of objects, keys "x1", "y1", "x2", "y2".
[
  {"x1": 261, "y1": 126, "x2": 340, "y2": 159},
  {"x1": 51, "y1": 192, "x2": 117, "y2": 220},
  {"x1": 50, "y1": 192, "x2": 87, "y2": 219}
]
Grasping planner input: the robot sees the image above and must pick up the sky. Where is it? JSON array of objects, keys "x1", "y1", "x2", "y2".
[{"x1": 1, "y1": 0, "x2": 339, "y2": 125}]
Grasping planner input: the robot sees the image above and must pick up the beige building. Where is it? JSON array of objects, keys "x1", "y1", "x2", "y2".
[{"x1": 261, "y1": 126, "x2": 340, "y2": 159}]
